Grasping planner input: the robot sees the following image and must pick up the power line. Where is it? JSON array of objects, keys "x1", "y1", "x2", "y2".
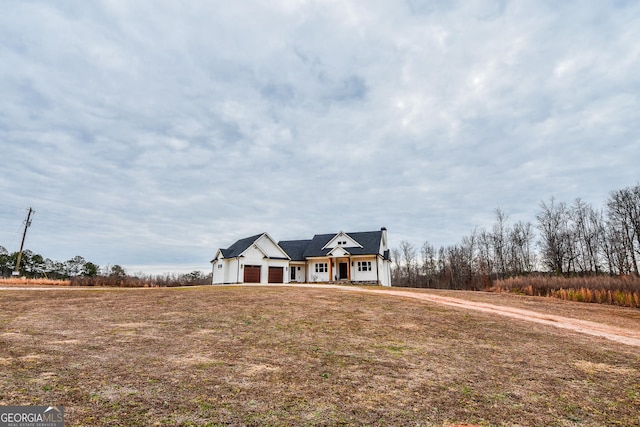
[{"x1": 13, "y1": 207, "x2": 35, "y2": 276}]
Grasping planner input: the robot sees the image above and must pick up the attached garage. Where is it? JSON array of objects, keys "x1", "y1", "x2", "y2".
[
  {"x1": 268, "y1": 266, "x2": 284, "y2": 283},
  {"x1": 211, "y1": 232, "x2": 293, "y2": 285},
  {"x1": 243, "y1": 265, "x2": 261, "y2": 283}
]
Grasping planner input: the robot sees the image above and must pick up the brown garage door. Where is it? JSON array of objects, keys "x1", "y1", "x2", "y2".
[
  {"x1": 268, "y1": 267, "x2": 284, "y2": 283},
  {"x1": 244, "y1": 265, "x2": 261, "y2": 283}
]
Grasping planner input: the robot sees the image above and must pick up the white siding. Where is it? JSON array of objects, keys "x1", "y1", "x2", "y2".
[
  {"x1": 308, "y1": 260, "x2": 330, "y2": 282},
  {"x1": 351, "y1": 257, "x2": 378, "y2": 282},
  {"x1": 213, "y1": 228, "x2": 391, "y2": 286},
  {"x1": 379, "y1": 258, "x2": 392, "y2": 287},
  {"x1": 226, "y1": 259, "x2": 239, "y2": 283},
  {"x1": 323, "y1": 232, "x2": 361, "y2": 250},
  {"x1": 211, "y1": 260, "x2": 222, "y2": 284},
  {"x1": 242, "y1": 245, "x2": 265, "y2": 261},
  {"x1": 255, "y1": 234, "x2": 289, "y2": 258},
  {"x1": 290, "y1": 264, "x2": 306, "y2": 282},
  {"x1": 212, "y1": 258, "x2": 240, "y2": 284},
  {"x1": 328, "y1": 247, "x2": 349, "y2": 257}
]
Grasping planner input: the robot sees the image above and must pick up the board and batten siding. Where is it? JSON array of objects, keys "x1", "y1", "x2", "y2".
[
  {"x1": 211, "y1": 258, "x2": 240, "y2": 284},
  {"x1": 350, "y1": 256, "x2": 378, "y2": 282},
  {"x1": 308, "y1": 259, "x2": 330, "y2": 282}
]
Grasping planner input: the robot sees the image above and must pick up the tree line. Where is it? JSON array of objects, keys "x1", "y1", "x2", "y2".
[
  {"x1": 391, "y1": 184, "x2": 640, "y2": 289},
  {"x1": 0, "y1": 248, "x2": 101, "y2": 279},
  {"x1": 0, "y1": 247, "x2": 211, "y2": 287}
]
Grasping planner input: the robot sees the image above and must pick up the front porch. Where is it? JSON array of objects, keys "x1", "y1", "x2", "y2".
[
  {"x1": 317, "y1": 255, "x2": 378, "y2": 283},
  {"x1": 326, "y1": 279, "x2": 382, "y2": 286},
  {"x1": 324, "y1": 256, "x2": 351, "y2": 282}
]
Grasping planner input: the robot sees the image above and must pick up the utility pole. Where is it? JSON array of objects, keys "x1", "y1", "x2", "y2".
[{"x1": 13, "y1": 207, "x2": 34, "y2": 276}]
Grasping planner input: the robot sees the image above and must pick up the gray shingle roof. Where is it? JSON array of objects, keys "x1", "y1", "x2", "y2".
[
  {"x1": 220, "y1": 233, "x2": 264, "y2": 258},
  {"x1": 303, "y1": 230, "x2": 383, "y2": 258},
  {"x1": 278, "y1": 239, "x2": 312, "y2": 261},
  {"x1": 220, "y1": 230, "x2": 384, "y2": 261}
]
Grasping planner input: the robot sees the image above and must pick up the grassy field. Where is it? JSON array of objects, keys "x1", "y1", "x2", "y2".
[
  {"x1": 492, "y1": 276, "x2": 640, "y2": 308},
  {"x1": 0, "y1": 277, "x2": 71, "y2": 286},
  {"x1": 0, "y1": 286, "x2": 639, "y2": 426},
  {"x1": 401, "y1": 287, "x2": 640, "y2": 332}
]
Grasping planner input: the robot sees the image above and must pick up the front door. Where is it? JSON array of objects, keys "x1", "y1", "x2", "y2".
[
  {"x1": 339, "y1": 262, "x2": 348, "y2": 280},
  {"x1": 290, "y1": 266, "x2": 296, "y2": 281}
]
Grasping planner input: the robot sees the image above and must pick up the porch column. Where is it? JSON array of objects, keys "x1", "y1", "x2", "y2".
[
  {"x1": 347, "y1": 258, "x2": 351, "y2": 281},
  {"x1": 328, "y1": 258, "x2": 332, "y2": 282}
]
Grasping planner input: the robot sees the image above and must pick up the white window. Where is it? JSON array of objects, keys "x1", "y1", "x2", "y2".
[
  {"x1": 315, "y1": 263, "x2": 328, "y2": 273},
  {"x1": 357, "y1": 261, "x2": 372, "y2": 272}
]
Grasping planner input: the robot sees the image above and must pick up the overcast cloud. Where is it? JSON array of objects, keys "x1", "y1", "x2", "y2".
[{"x1": 1, "y1": 0, "x2": 639, "y2": 274}]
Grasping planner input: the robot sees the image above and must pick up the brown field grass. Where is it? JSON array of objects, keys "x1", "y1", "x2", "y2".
[
  {"x1": 0, "y1": 286, "x2": 639, "y2": 426},
  {"x1": 492, "y1": 275, "x2": 640, "y2": 308},
  {"x1": 399, "y1": 288, "x2": 640, "y2": 333},
  {"x1": 0, "y1": 277, "x2": 71, "y2": 286}
]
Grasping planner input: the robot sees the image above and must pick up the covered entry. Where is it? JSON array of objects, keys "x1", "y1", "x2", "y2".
[
  {"x1": 339, "y1": 262, "x2": 349, "y2": 280},
  {"x1": 268, "y1": 266, "x2": 284, "y2": 283},
  {"x1": 244, "y1": 265, "x2": 261, "y2": 283}
]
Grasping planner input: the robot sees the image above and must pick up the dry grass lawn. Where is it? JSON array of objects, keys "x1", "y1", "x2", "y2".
[
  {"x1": 0, "y1": 277, "x2": 71, "y2": 286},
  {"x1": 397, "y1": 287, "x2": 640, "y2": 332},
  {"x1": 0, "y1": 286, "x2": 639, "y2": 426}
]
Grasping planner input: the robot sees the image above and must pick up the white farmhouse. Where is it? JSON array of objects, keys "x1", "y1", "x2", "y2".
[{"x1": 211, "y1": 228, "x2": 392, "y2": 286}]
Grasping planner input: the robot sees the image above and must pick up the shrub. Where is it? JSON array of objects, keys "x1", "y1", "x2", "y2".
[{"x1": 491, "y1": 275, "x2": 640, "y2": 308}]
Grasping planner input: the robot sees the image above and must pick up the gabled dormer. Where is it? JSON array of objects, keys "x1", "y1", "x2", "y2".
[
  {"x1": 245, "y1": 232, "x2": 291, "y2": 260},
  {"x1": 322, "y1": 231, "x2": 363, "y2": 251},
  {"x1": 211, "y1": 232, "x2": 290, "y2": 262},
  {"x1": 327, "y1": 246, "x2": 351, "y2": 257}
]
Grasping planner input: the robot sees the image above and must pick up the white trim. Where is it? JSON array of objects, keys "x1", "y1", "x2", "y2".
[
  {"x1": 321, "y1": 232, "x2": 363, "y2": 250},
  {"x1": 213, "y1": 229, "x2": 392, "y2": 286},
  {"x1": 327, "y1": 246, "x2": 351, "y2": 257},
  {"x1": 249, "y1": 242, "x2": 269, "y2": 258},
  {"x1": 245, "y1": 232, "x2": 291, "y2": 260}
]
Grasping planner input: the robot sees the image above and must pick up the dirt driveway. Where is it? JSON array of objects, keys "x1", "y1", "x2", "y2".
[{"x1": 245, "y1": 283, "x2": 640, "y2": 348}]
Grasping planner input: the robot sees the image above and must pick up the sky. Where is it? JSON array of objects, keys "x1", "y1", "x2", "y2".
[{"x1": 1, "y1": 0, "x2": 639, "y2": 275}]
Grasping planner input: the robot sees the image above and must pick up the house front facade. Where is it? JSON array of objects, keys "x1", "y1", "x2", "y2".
[{"x1": 211, "y1": 228, "x2": 392, "y2": 286}]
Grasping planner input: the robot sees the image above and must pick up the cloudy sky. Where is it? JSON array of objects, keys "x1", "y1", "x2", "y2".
[{"x1": 1, "y1": 0, "x2": 639, "y2": 274}]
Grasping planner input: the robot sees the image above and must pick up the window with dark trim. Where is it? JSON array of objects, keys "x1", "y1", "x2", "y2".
[
  {"x1": 357, "y1": 261, "x2": 372, "y2": 272},
  {"x1": 315, "y1": 263, "x2": 328, "y2": 273}
]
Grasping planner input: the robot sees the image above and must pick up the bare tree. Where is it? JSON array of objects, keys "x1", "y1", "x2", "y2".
[
  {"x1": 509, "y1": 221, "x2": 536, "y2": 274},
  {"x1": 421, "y1": 240, "x2": 437, "y2": 287},
  {"x1": 536, "y1": 197, "x2": 574, "y2": 275},
  {"x1": 442, "y1": 231, "x2": 476, "y2": 290},
  {"x1": 399, "y1": 240, "x2": 417, "y2": 287},
  {"x1": 492, "y1": 209, "x2": 509, "y2": 278},
  {"x1": 391, "y1": 248, "x2": 402, "y2": 284},
  {"x1": 602, "y1": 226, "x2": 627, "y2": 274},
  {"x1": 476, "y1": 227, "x2": 494, "y2": 279},
  {"x1": 460, "y1": 231, "x2": 477, "y2": 288},
  {"x1": 607, "y1": 185, "x2": 640, "y2": 275},
  {"x1": 571, "y1": 199, "x2": 604, "y2": 274}
]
